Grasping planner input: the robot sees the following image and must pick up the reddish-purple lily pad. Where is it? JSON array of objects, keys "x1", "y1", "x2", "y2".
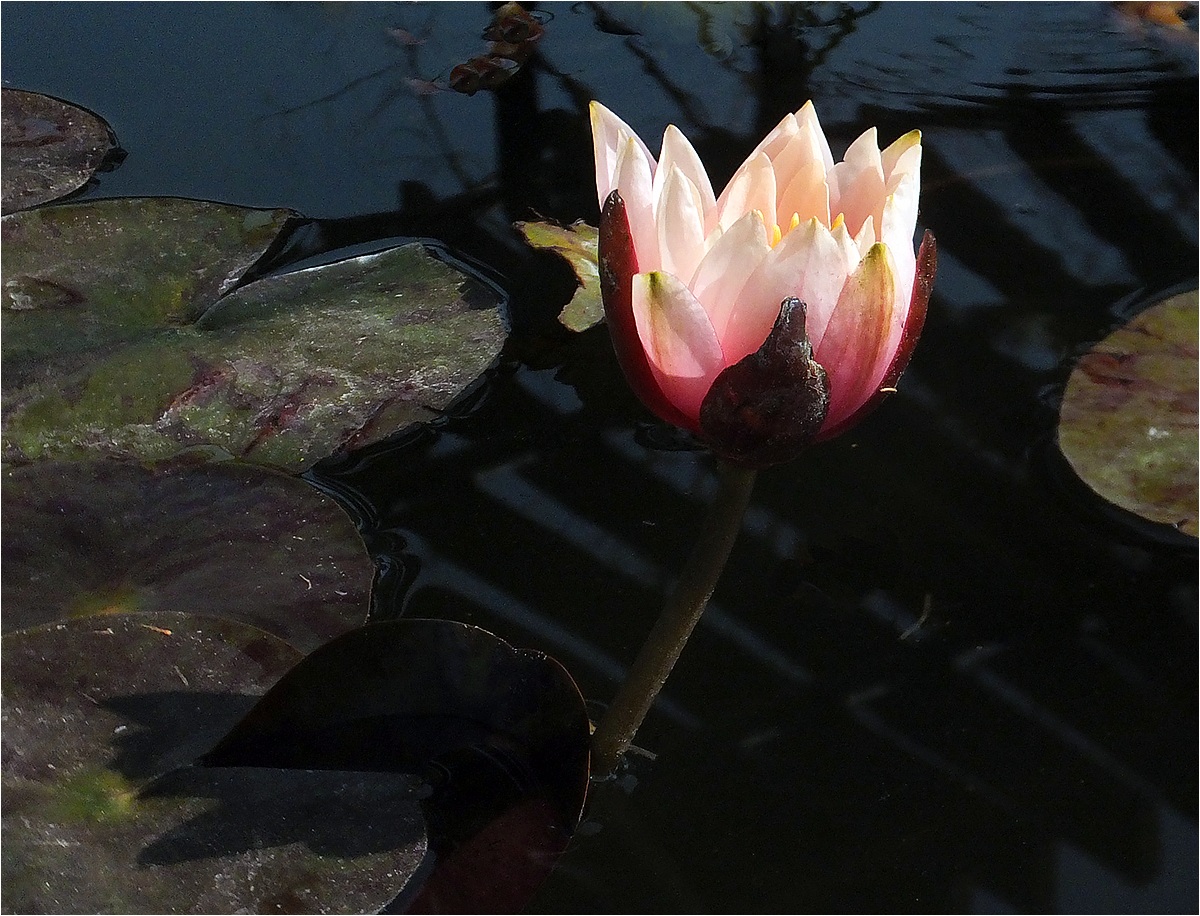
[
  {"x1": 2, "y1": 198, "x2": 506, "y2": 471},
  {"x1": 1058, "y1": 290, "x2": 1198, "y2": 536},
  {"x1": 1, "y1": 613, "x2": 428, "y2": 914},
  {"x1": 1, "y1": 89, "x2": 117, "y2": 213},
  {"x1": 515, "y1": 219, "x2": 604, "y2": 332},
  {"x1": 1, "y1": 460, "x2": 373, "y2": 651}
]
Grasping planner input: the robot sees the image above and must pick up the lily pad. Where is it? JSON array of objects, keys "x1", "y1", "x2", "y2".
[
  {"x1": 2, "y1": 198, "x2": 507, "y2": 471},
  {"x1": 1, "y1": 89, "x2": 117, "y2": 213},
  {"x1": 1058, "y1": 290, "x2": 1199, "y2": 536},
  {"x1": 516, "y1": 219, "x2": 604, "y2": 332},
  {"x1": 1, "y1": 614, "x2": 428, "y2": 914},
  {"x1": 1, "y1": 460, "x2": 373, "y2": 651},
  {"x1": 206, "y1": 618, "x2": 591, "y2": 911}
]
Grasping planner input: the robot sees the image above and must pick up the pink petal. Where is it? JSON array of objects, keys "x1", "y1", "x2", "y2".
[
  {"x1": 817, "y1": 231, "x2": 935, "y2": 442},
  {"x1": 656, "y1": 168, "x2": 708, "y2": 285},
  {"x1": 882, "y1": 129, "x2": 921, "y2": 183},
  {"x1": 654, "y1": 124, "x2": 718, "y2": 233},
  {"x1": 715, "y1": 151, "x2": 777, "y2": 232},
  {"x1": 814, "y1": 242, "x2": 898, "y2": 430},
  {"x1": 724, "y1": 218, "x2": 853, "y2": 365},
  {"x1": 613, "y1": 135, "x2": 660, "y2": 270},
  {"x1": 599, "y1": 191, "x2": 696, "y2": 431},
  {"x1": 632, "y1": 271, "x2": 727, "y2": 425},
  {"x1": 777, "y1": 160, "x2": 830, "y2": 228},
  {"x1": 854, "y1": 214, "x2": 876, "y2": 257},
  {"x1": 745, "y1": 112, "x2": 800, "y2": 163},
  {"x1": 830, "y1": 128, "x2": 885, "y2": 238},
  {"x1": 688, "y1": 209, "x2": 772, "y2": 339},
  {"x1": 794, "y1": 102, "x2": 837, "y2": 198},
  {"x1": 590, "y1": 101, "x2": 656, "y2": 209}
]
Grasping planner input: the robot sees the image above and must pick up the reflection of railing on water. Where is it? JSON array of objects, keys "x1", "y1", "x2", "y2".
[{"x1": 302, "y1": 4, "x2": 1196, "y2": 910}]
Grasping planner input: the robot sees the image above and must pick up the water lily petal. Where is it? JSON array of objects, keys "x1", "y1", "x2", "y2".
[
  {"x1": 656, "y1": 168, "x2": 708, "y2": 286},
  {"x1": 599, "y1": 192, "x2": 697, "y2": 431},
  {"x1": 745, "y1": 112, "x2": 800, "y2": 164},
  {"x1": 715, "y1": 151, "x2": 776, "y2": 233},
  {"x1": 795, "y1": 102, "x2": 837, "y2": 197},
  {"x1": 654, "y1": 124, "x2": 718, "y2": 233},
  {"x1": 613, "y1": 135, "x2": 660, "y2": 270},
  {"x1": 831, "y1": 127, "x2": 885, "y2": 237},
  {"x1": 817, "y1": 231, "x2": 936, "y2": 442},
  {"x1": 815, "y1": 242, "x2": 897, "y2": 429},
  {"x1": 777, "y1": 160, "x2": 830, "y2": 228},
  {"x1": 633, "y1": 270, "x2": 726, "y2": 425},
  {"x1": 727, "y1": 218, "x2": 852, "y2": 364},
  {"x1": 881, "y1": 180, "x2": 918, "y2": 323},
  {"x1": 854, "y1": 214, "x2": 876, "y2": 257},
  {"x1": 689, "y1": 210, "x2": 772, "y2": 339},
  {"x1": 590, "y1": 101, "x2": 656, "y2": 208},
  {"x1": 882, "y1": 128, "x2": 921, "y2": 182}
]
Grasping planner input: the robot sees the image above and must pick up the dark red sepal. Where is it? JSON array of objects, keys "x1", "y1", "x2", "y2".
[
  {"x1": 698, "y1": 298, "x2": 830, "y2": 468},
  {"x1": 599, "y1": 190, "x2": 698, "y2": 432},
  {"x1": 815, "y1": 229, "x2": 937, "y2": 442}
]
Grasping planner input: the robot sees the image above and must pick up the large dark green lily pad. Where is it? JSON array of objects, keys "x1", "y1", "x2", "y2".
[
  {"x1": 516, "y1": 219, "x2": 604, "y2": 332},
  {"x1": 1, "y1": 614, "x2": 428, "y2": 914},
  {"x1": 1058, "y1": 290, "x2": 1198, "y2": 536},
  {"x1": 3, "y1": 198, "x2": 506, "y2": 471},
  {"x1": 1, "y1": 89, "x2": 117, "y2": 213},
  {"x1": 1, "y1": 460, "x2": 373, "y2": 651}
]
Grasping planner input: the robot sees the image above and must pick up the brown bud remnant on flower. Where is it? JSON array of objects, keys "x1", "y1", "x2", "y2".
[{"x1": 699, "y1": 298, "x2": 830, "y2": 468}]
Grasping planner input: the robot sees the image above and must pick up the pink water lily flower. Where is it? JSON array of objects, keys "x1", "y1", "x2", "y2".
[{"x1": 591, "y1": 100, "x2": 936, "y2": 467}]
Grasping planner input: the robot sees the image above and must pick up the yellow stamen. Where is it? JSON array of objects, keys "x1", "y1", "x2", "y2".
[
  {"x1": 789, "y1": 212, "x2": 801, "y2": 232},
  {"x1": 770, "y1": 223, "x2": 783, "y2": 247},
  {"x1": 831, "y1": 212, "x2": 845, "y2": 231}
]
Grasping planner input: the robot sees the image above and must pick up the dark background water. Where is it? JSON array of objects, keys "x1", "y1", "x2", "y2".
[{"x1": 4, "y1": 2, "x2": 1197, "y2": 912}]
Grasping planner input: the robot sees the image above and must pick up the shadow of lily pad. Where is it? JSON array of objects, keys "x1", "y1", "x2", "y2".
[
  {"x1": 1, "y1": 613, "x2": 428, "y2": 914},
  {"x1": 516, "y1": 219, "x2": 603, "y2": 332},
  {"x1": 1058, "y1": 289, "x2": 1198, "y2": 537},
  {"x1": 3, "y1": 198, "x2": 507, "y2": 471},
  {"x1": 1, "y1": 460, "x2": 373, "y2": 651},
  {"x1": 1, "y1": 89, "x2": 118, "y2": 213}
]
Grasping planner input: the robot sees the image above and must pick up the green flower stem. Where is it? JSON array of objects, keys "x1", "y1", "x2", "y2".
[{"x1": 590, "y1": 460, "x2": 757, "y2": 779}]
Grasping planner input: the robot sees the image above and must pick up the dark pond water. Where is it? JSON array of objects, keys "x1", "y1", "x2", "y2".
[{"x1": 5, "y1": 2, "x2": 1197, "y2": 912}]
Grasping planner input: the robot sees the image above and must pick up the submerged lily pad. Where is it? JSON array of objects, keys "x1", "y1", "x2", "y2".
[
  {"x1": 2, "y1": 198, "x2": 506, "y2": 471},
  {"x1": 1058, "y1": 290, "x2": 1199, "y2": 536},
  {"x1": 207, "y1": 618, "x2": 591, "y2": 911},
  {"x1": 1, "y1": 460, "x2": 373, "y2": 651},
  {"x1": 207, "y1": 618, "x2": 591, "y2": 826},
  {"x1": 516, "y1": 219, "x2": 604, "y2": 332},
  {"x1": 1, "y1": 614, "x2": 428, "y2": 914},
  {"x1": 1, "y1": 89, "x2": 117, "y2": 213}
]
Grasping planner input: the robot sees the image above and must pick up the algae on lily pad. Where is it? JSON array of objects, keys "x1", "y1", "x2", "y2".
[
  {"x1": 1, "y1": 460, "x2": 373, "y2": 651},
  {"x1": 1, "y1": 614, "x2": 428, "y2": 914},
  {"x1": 3, "y1": 198, "x2": 506, "y2": 471},
  {"x1": 516, "y1": 219, "x2": 603, "y2": 332},
  {"x1": 1058, "y1": 290, "x2": 1199, "y2": 536},
  {"x1": 1, "y1": 89, "x2": 118, "y2": 213}
]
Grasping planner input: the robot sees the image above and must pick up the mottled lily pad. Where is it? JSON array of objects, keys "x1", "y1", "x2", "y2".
[
  {"x1": 516, "y1": 219, "x2": 604, "y2": 332},
  {"x1": 1, "y1": 460, "x2": 373, "y2": 651},
  {"x1": 1, "y1": 614, "x2": 428, "y2": 914},
  {"x1": 3, "y1": 198, "x2": 506, "y2": 471},
  {"x1": 1059, "y1": 290, "x2": 1198, "y2": 536},
  {"x1": 1, "y1": 89, "x2": 117, "y2": 213},
  {"x1": 207, "y1": 618, "x2": 591, "y2": 911}
]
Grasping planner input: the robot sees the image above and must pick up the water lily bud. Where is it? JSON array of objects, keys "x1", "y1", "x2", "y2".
[{"x1": 591, "y1": 101, "x2": 937, "y2": 467}]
